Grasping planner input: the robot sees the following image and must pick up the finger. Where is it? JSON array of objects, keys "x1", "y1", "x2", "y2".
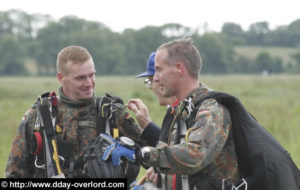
[
  {"x1": 153, "y1": 174, "x2": 158, "y2": 186},
  {"x1": 146, "y1": 167, "x2": 154, "y2": 179},
  {"x1": 136, "y1": 175, "x2": 147, "y2": 186},
  {"x1": 149, "y1": 170, "x2": 157, "y2": 182},
  {"x1": 127, "y1": 99, "x2": 141, "y2": 104},
  {"x1": 128, "y1": 99, "x2": 144, "y2": 109},
  {"x1": 102, "y1": 143, "x2": 116, "y2": 161},
  {"x1": 127, "y1": 103, "x2": 139, "y2": 113}
]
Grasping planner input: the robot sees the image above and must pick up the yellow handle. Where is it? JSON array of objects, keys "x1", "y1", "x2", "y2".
[{"x1": 52, "y1": 140, "x2": 62, "y2": 174}]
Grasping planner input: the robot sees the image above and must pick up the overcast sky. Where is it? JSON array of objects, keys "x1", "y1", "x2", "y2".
[{"x1": 1, "y1": 0, "x2": 299, "y2": 33}]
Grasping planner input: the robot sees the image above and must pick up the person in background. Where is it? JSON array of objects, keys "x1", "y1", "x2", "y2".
[
  {"x1": 127, "y1": 52, "x2": 177, "y2": 148},
  {"x1": 127, "y1": 52, "x2": 178, "y2": 188}
]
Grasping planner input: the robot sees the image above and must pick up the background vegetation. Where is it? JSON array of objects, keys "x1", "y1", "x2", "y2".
[
  {"x1": 0, "y1": 9, "x2": 300, "y2": 76},
  {"x1": 1, "y1": 9, "x2": 299, "y2": 179},
  {"x1": 1, "y1": 75, "x2": 299, "y2": 178}
]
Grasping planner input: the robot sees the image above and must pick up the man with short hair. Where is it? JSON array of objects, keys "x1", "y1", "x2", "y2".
[
  {"x1": 105, "y1": 39, "x2": 238, "y2": 189},
  {"x1": 5, "y1": 46, "x2": 142, "y2": 179},
  {"x1": 147, "y1": 38, "x2": 238, "y2": 189},
  {"x1": 107, "y1": 38, "x2": 299, "y2": 190},
  {"x1": 103, "y1": 39, "x2": 236, "y2": 189}
]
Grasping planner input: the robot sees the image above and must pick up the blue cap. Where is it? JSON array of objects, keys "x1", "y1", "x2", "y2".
[{"x1": 135, "y1": 52, "x2": 156, "y2": 78}]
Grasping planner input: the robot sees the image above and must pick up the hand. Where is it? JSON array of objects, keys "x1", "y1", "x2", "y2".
[
  {"x1": 146, "y1": 167, "x2": 158, "y2": 186},
  {"x1": 130, "y1": 181, "x2": 145, "y2": 190},
  {"x1": 102, "y1": 140, "x2": 136, "y2": 166},
  {"x1": 126, "y1": 99, "x2": 151, "y2": 129}
]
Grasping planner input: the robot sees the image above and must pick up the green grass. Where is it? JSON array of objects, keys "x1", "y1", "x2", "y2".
[
  {"x1": 1, "y1": 75, "x2": 299, "y2": 179},
  {"x1": 234, "y1": 46, "x2": 299, "y2": 66}
]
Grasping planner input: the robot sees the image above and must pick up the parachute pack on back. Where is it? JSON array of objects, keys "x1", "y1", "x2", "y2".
[{"x1": 190, "y1": 91, "x2": 300, "y2": 190}]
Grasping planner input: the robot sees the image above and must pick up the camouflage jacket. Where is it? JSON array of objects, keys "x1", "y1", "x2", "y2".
[
  {"x1": 146, "y1": 84, "x2": 240, "y2": 189},
  {"x1": 5, "y1": 88, "x2": 144, "y2": 178}
]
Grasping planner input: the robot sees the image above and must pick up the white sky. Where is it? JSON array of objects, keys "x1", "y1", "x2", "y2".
[{"x1": 1, "y1": 0, "x2": 299, "y2": 33}]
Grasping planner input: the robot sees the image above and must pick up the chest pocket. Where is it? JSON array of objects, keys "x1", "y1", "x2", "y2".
[{"x1": 77, "y1": 121, "x2": 98, "y2": 149}]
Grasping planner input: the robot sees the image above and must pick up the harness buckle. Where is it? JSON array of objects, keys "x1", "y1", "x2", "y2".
[
  {"x1": 231, "y1": 178, "x2": 248, "y2": 190},
  {"x1": 34, "y1": 156, "x2": 45, "y2": 169}
]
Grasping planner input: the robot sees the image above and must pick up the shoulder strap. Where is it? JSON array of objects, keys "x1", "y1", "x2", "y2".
[
  {"x1": 96, "y1": 97, "x2": 107, "y2": 135},
  {"x1": 37, "y1": 94, "x2": 64, "y2": 178}
]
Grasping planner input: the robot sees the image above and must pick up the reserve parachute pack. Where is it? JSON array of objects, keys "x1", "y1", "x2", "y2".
[{"x1": 189, "y1": 91, "x2": 300, "y2": 190}]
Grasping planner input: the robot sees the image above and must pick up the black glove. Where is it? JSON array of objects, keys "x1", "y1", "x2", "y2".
[
  {"x1": 106, "y1": 93, "x2": 124, "y2": 104},
  {"x1": 83, "y1": 133, "x2": 140, "y2": 181},
  {"x1": 101, "y1": 93, "x2": 127, "y2": 120}
]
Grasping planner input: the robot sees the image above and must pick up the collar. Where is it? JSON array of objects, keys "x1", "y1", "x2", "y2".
[
  {"x1": 179, "y1": 83, "x2": 212, "y2": 118},
  {"x1": 59, "y1": 87, "x2": 95, "y2": 107}
]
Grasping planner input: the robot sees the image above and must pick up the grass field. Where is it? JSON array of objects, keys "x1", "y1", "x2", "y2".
[
  {"x1": 0, "y1": 75, "x2": 299, "y2": 178},
  {"x1": 234, "y1": 46, "x2": 299, "y2": 66}
]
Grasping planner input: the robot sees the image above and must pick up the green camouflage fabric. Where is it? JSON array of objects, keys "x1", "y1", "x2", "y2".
[
  {"x1": 146, "y1": 83, "x2": 240, "y2": 189},
  {"x1": 113, "y1": 104, "x2": 148, "y2": 146},
  {"x1": 6, "y1": 88, "x2": 144, "y2": 178}
]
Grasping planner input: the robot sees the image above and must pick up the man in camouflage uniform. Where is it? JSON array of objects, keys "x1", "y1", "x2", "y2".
[
  {"x1": 5, "y1": 46, "x2": 148, "y2": 178},
  {"x1": 106, "y1": 39, "x2": 240, "y2": 190}
]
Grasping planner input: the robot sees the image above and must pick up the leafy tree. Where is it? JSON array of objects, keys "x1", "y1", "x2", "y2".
[
  {"x1": 233, "y1": 55, "x2": 254, "y2": 73},
  {"x1": 0, "y1": 34, "x2": 26, "y2": 75},
  {"x1": 193, "y1": 33, "x2": 235, "y2": 74},
  {"x1": 245, "y1": 21, "x2": 270, "y2": 45},
  {"x1": 290, "y1": 50, "x2": 300, "y2": 66},
  {"x1": 121, "y1": 26, "x2": 168, "y2": 75},
  {"x1": 266, "y1": 25, "x2": 288, "y2": 46},
  {"x1": 221, "y1": 22, "x2": 245, "y2": 45},
  {"x1": 33, "y1": 16, "x2": 111, "y2": 75},
  {"x1": 254, "y1": 52, "x2": 283, "y2": 73},
  {"x1": 285, "y1": 19, "x2": 300, "y2": 46}
]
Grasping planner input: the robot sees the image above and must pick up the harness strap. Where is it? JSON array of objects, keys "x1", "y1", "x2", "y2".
[
  {"x1": 39, "y1": 104, "x2": 64, "y2": 177},
  {"x1": 178, "y1": 120, "x2": 189, "y2": 190},
  {"x1": 96, "y1": 97, "x2": 105, "y2": 134},
  {"x1": 105, "y1": 120, "x2": 111, "y2": 135}
]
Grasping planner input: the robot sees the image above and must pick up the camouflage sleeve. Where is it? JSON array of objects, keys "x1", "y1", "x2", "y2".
[
  {"x1": 112, "y1": 103, "x2": 149, "y2": 146},
  {"x1": 147, "y1": 99, "x2": 232, "y2": 175},
  {"x1": 116, "y1": 115, "x2": 149, "y2": 146},
  {"x1": 5, "y1": 108, "x2": 36, "y2": 178}
]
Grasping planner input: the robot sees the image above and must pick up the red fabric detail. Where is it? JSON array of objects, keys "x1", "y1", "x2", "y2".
[
  {"x1": 49, "y1": 92, "x2": 58, "y2": 106},
  {"x1": 33, "y1": 131, "x2": 43, "y2": 155},
  {"x1": 171, "y1": 99, "x2": 179, "y2": 108},
  {"x1": 172, "y1": 174, "x2": 176, "y2": 190},
  {"x1": 171, "y1": 99, "x2": 179, "y2": 115}
]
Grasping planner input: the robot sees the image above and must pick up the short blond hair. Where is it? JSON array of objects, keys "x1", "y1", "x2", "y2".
[{"x1": 57, "y1": 46, "x2": 92, "y2": 75}]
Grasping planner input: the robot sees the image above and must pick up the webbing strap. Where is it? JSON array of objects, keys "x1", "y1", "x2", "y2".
[
  {"x1": 105, "y1": 120, "x2": 111, "y2": 135},
  {"x1": 39, "y1": 104, "x2": 64, "y2": 177},
  {"x1": 180, "y1": 120, "x2": 189, "y2": 190},
  {"x1": 96, "y1": 97, "x2": 107, "y2": 135}
]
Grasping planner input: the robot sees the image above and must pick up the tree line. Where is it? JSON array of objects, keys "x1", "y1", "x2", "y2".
[{"x1": 0, "y1": 9, "x2": 300, "y2": 76}]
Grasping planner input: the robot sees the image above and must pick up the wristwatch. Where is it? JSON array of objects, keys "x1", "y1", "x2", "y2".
[
  {"x1": 140, "y1": 146, "x2": 151, "y2": 162},
  {"x1": 119, "y1": 136, "x2": 135, "y2": 148}
]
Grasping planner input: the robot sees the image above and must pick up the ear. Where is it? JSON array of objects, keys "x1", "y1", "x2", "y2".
[
  {"x1": 175, "y1": 62, "x2": 185, "y2": 77},
  {"x1": 57, "y1": 72, "x2": 64, "y2": 84}
]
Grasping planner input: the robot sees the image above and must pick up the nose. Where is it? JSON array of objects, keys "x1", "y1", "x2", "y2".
[
  {"x1": 153, "y1": 72, "x2": 159, "y2": 83},
  {"x1": 85, "y1": 77, "x2": 94, "y2": 87}
]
